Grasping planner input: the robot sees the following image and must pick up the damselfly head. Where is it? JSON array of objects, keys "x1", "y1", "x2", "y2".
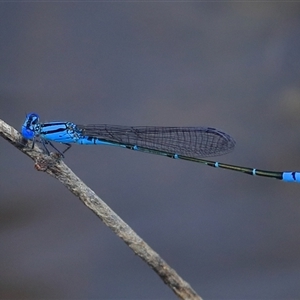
[{"x1": 21, "y1": 113, "x2": 40, "y2": 139}]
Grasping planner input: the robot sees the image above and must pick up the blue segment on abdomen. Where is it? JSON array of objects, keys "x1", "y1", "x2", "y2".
[{"x1": 282, "y1": 172, "x2": 300, "y2": 182}]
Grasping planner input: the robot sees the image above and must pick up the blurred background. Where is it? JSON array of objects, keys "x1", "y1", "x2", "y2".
[{"x1": 1, "y1": 3, "x2": 300, "y2": 299}]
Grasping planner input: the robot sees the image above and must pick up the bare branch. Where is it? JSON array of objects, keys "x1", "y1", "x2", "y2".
[{"x1": 0, "y1": 118, "x2": 202, "y2": 300}]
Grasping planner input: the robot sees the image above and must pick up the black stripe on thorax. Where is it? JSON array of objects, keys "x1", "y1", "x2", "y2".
[{"x1": 40, "y1": 123, "x2": 68, "y2": 135}]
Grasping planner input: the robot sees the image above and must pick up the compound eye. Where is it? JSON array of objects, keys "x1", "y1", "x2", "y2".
[
  {"x1": 22, "y1": 127, "x2": 35, "y2": 139},
  {"x1": 27, "y1": 113, "x2": 40, "y2": 125}
]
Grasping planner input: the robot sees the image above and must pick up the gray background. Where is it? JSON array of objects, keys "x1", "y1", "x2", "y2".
[{"x1": 1, "y1": 3, "x2": 300, "y2": 299}]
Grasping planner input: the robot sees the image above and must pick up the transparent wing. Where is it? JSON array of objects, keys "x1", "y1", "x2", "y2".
[{"x1": 77, "y1": 125, "x2": 236, "y2": 158}]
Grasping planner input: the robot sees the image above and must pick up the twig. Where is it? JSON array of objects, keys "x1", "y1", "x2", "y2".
[{"x1": 0, "y1": 118, "x2": 202, "y2": 300}]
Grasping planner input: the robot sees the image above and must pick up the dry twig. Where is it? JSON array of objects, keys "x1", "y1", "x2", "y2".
[{"x1": 0, "y1": 118, "x2": 202, "y2": 300}]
